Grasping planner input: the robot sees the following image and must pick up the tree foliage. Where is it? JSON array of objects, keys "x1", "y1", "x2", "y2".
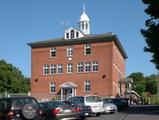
[
  {"x1": 128, "y1": 72, "x2": 157, "y2": 95},
  {"x1": 128, "y1": 72, "x2": 145, "y2": 89},
  {"x1": 145, "y1": 74, "x2": 157, "y2": 94},
  {"x1": 0, "y1": 60, "x2": 30, "y2": 93},
  {"x1": 141, "y1": 0, "x2": 159, "y2": 70}
]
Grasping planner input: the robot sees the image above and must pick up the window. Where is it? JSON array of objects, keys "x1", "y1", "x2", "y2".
[
  {"x1": 82, "y1": 22, "x2": 84, "y2": 29},
  {"x1": 66, "y1": 33, "x2": 69, "y2": 39},
  {"x1": 76, "y1": 32, "x2": 79, "y2": 38},
  {"x1": 85, "y1": 44, "x2": 91, "y2": 55},
  {"x1": 67, "y1": 46, "x2": 73, "y2": 57},
  {"x1": 86, "y1": 23, "x2": 88, "y2": 29},
  {"x1": 67, "y1": 63, "x2": 73, "y2": 74},
  {"x1": 92, "y1": 62, "x2": 98, "y2": 72},
  {"x1": 57, "y1": 64, "x2": 63, "y2": 74},
  {"x1": 70, "y1": 30, "x2": 75, "y2": 39},
  {"x1": 85, "y1": 62, "x2": 91, "y2": 72},
  {"x1": 43, "y1": 65, "x2": 49, "y2": 75},
  {"x1": 50, "y1": 82, "x2": 56, "y2": 93},
  {"x1": 77, "y1": 63, "x2": 84, "y2": 73},
  {"x1": 50, "y1": 64, "x2": 56, "y2": 75},
  {"x1": 50, "y1": 48, "x2": 56, "y2": 58},
  {"x1": 84, "y1": 80, "x2": 91, "y2": 92}
]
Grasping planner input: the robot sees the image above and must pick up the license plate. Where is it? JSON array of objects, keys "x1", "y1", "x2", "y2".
[
  {"x1": 63, "y1": 109, "x2": 71, "y2": 113},
  {"x1": 85, "y1": 113, "x2": 89, "y2": 116}
]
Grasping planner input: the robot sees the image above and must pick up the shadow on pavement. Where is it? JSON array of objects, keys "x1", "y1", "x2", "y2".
[{"x1": 119, "y1": 105, "x2": 159, "y2": 115}]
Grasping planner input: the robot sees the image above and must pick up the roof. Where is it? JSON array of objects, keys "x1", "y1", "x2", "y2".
[
  {"x1": 60, "y1": 82, "x2": 78, "y2": 88},
  {"x1": 80, "y1": 11, "x2": 89, "y2": 22},
  {"x1": 28, "y1": 33, "x2": 128, "y2": 59}
]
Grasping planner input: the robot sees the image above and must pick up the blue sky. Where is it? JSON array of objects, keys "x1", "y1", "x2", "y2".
[{"x1": 0, "y1": 0, "x2": 157, "y2": 77}]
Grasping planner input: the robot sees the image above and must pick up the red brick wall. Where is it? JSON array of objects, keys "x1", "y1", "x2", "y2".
[
  {"x1": 112, "y1": 42, "x2": 126, "y2": 97},
  {"x1": 31, "y1": 40, "x2": 125, "y2": 99}
]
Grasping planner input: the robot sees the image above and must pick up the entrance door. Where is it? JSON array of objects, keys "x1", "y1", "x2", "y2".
[{"x1": 63, "y1": 88, "x2": 72, "y2": 100}]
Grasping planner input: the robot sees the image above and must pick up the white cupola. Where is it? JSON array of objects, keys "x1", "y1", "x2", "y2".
[
  {"x1": 64, "y1": 4, "x2": 90, "y2": 39},
  {"x1": 79, "y1": 4, "x2": 90, "y2": 34}
]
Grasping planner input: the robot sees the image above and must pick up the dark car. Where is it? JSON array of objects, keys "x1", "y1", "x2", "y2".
[
  {"x1": 0, "y1": 96, "x2": 42, "y2": 120},
  {"x1": 39, "y1": 101, "x2": 79, "y2": 120},
  {"x1": 63, "y1": 100, "x2": 92, "y2": 120}
]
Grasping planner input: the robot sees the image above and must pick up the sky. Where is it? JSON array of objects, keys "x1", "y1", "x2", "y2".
[{"x1": 0, "y1": 0, "x2": 157, "y2": 77}]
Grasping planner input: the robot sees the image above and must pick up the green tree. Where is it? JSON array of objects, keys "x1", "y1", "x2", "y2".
[
  {"x1": 128, "y1": 72, "x2": 145, "y2": 95},
  {"x1": 135, "y1": 84, "x2": 145, "y2": 96},
  {"x1": 0, "y1": 60, "x2": 30, "y2": 93},
  {"x1": 128, "y1": 72, "x2": 145, "y2": 89},
  {"x1": 145, "y1": 74, "x2": 157, "y2": 94},
  {"x1": 141, "y1": 0, "x2": 159, "y2": 70}
]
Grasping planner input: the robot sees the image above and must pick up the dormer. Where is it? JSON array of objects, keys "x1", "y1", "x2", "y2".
[{"x1": 64, "y1": 28, "x2": 84, "y2": 39}]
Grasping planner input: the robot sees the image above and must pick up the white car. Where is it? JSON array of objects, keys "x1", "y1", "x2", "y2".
[
  {"x1": 68, "y1": 95, "x2": 104, "y2": 116},
  {"x1": 103, "y1": 103, "x2": 117, "y2": 114}
]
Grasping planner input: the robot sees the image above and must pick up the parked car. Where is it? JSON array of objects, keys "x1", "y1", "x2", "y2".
[
  {"x1": 103, "y1": 99, "x2": 117, "y2": 114},
  {"x1": 63, "y1": 100, "x2": 92, "y2": 120},
  {"x1": 103, "y1": 98, "x2": 129, "y2": 110},
  {"x1": 0, "y1": 96, "x2": 42, "y2": 120},
  {"x1": 39, "y1": 101, "x2": 79, "y2": 120},
  {"x1": 68, "y1": 95, "x2": 104, "y2": 116}
]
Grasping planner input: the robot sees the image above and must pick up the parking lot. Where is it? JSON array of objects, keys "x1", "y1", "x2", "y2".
[{"x1": 87, "y1": 105, "x2": 159, "y2": 120}]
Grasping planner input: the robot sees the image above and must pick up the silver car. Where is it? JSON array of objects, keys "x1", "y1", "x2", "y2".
[{"x1": 103, "y1": 103, "x2": 117, "y2": 114}]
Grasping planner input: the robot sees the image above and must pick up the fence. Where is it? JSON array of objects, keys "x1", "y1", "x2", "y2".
[
  {"x1": 140, "y1": 95, "x2": 159, "y2": 105},
  {"x1": 0, "y1": 92, "x2": 71, "y2": 102}
]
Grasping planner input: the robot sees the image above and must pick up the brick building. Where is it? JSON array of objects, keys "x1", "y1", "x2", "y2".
[{"x1": 28, "y1": 5, "x2": 127, "y2": 101}]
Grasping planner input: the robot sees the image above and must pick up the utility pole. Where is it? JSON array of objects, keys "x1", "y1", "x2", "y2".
[{"x1": 157, "y1": 71, "x2": 159, "y2": 102}]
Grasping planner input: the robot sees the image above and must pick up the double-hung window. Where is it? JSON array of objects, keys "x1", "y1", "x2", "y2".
[
  {"x1": 85, "y1": 44, "x2": 91, "y2": 55},
  {"x1": 84, "y1": 80, "x2": 91, "y2": 92},
  {"x1": 57, "y1": 64, "x2": 63, "y2": 74},
  {"x1": 67, "y1": 63, "x2": 73, "y2": 74},
  {"x1": 92, "y1": 62, "x2": 99, "y2": 72},
  {"x1": 67, "y1": 46, "x2": 73, "y2": 57},
  {"x1": 50, "y1": 48, "x2": 56, "y2": 58},
  {"x1": 50, "y1": 64, "x2": 56, "y2": 75},
  {"x1": 50, "y1": 82, "x2": 56, "y2": 93},
  {"x1": 43, "y1": 65, "x2": 49, "y2": 75},
  {"x1": 85, "y1": 62, "x2": 91, "y2": 72},
  {"x1": 77, "y1": 63, "x2": 84, "y2": 73}
]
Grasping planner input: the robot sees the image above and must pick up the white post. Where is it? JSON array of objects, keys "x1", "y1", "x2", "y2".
[
  {"x1": 72, "y1": 88, "x2": 74, "y2": 96},
  {"x1": 61, "y1": 89, "x2": 63, "y2": 100},
  {"x1": 75, "y1": 88, "x2": 76, "y2": 96}
]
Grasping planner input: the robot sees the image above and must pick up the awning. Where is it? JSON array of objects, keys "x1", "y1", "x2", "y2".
[{"x1": 60, "y1": 82, "x2": 78, "y2": 89}]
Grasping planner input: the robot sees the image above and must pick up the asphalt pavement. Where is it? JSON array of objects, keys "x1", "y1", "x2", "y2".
[{"x1": 87, "y1": 105, "x2": 159, "y2": 120}]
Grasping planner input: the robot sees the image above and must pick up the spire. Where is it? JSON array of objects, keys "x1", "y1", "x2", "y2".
[
  {"x1": 80, "y1": 4, "x2": 89, "y2": 22},
  {"x1": 83, "y1": 4, "x2": 86, "y2": 13}
]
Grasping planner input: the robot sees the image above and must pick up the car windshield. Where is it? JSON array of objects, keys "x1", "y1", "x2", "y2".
[
  {"x1": 69, "y1": 97, "x2": 84, "y2": 104},
  {"x1": 86, "y1": 96, "x2": 102, "y2": 102},
  {"x1": 103, "y1": 99, "x2": 110, "y2": 103},
  {"x1": 46, "y1": 101, "x2": 68, "y2": 108}
]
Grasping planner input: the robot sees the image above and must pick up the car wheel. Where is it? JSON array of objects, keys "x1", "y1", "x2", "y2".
[
  {"x1": 80, "y1": 117, "x2": 86, "y2": 120},
  {"x1": 22, "y1": 104, "x2": 37, "y2": 119},
  {"x1": 42, "y1": 116, "x2": 49, "y2": 120},
  {"x1": 96, "y1": 113, "x2": 101, "y2": 117}
]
